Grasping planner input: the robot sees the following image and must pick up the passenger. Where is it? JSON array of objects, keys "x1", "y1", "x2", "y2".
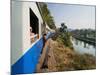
[
  {"x1": 43, "y1": 33, "x2": 47, "y2": 47},
  {"x1": 41, "y1": 33, "x2": 47, "y2": 54},
  {"x1": 30, "y1": 26, "x2": 39, "y2": 43},
  {"x1": 41, "y1": 33, "x2": 50, "y2": 69},
  {"x1": 30, "y1": 27, "x2": 35, "y2": 43}
]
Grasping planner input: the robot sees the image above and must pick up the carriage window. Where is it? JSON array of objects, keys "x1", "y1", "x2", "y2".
[{"x1": 30, "y1": 8, "x2": 39, "y2": 44}]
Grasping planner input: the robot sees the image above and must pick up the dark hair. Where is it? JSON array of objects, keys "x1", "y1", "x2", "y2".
[
  {"x1": 43, "y1": 33, "x2": 46, "y2": 36},
  {"x1": 43, "y1": 33, "x2": 47, "y2": 47}
]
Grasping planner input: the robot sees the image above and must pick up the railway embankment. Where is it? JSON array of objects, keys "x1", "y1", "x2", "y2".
[{"x1": 37, "y1": 38, "x2": 96, "y2": 72}]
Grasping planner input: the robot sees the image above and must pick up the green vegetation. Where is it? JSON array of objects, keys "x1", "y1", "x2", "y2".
[
  {"x1": 53, "y1": 23, "x2": 73, "y2": 49},
  {"x1": 39, "y1": 2, "x2": 56, "y2": 29},
  {"x1": 71, "y1": 29, "x2": 96, "y2": 41}
]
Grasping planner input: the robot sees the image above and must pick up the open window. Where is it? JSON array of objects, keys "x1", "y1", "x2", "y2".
[{"x1": 29, "y1": 8, "x2": 39, "y2": 43}]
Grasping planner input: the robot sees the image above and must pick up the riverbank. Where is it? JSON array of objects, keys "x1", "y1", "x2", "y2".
[
  {"x1": 52, "y1": 38, "x2": 96, "y2": 71},
  {"x1": 72, "y1": 35, "x2": 95, "y2": 45},
  {"x1": 71, "y1": 37, "x2": 96, "y2": 56}
]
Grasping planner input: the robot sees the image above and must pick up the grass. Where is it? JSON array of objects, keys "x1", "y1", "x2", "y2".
[{"x1": 52, "y1": 38, "x2": 96, "y2": 71}]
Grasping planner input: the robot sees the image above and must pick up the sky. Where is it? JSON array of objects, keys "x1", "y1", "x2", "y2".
[{"x1": 47, "y1": 3, "x2": 96, "y2": 29}]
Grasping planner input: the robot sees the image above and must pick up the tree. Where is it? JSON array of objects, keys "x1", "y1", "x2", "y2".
[
  {"x1": 58, "y1": 23, "x2": 73, "y2": 48},
  {"x1": 60, "y1": 23, "x2": 67, "y2": 33},
  {"x1": 39, "y1": 2, "x2": 56, "y2": 29}
]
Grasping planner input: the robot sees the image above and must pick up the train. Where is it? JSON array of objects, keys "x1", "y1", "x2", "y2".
[{"x1": 11, "y1": 1, "x2": 54, "y2": 75}]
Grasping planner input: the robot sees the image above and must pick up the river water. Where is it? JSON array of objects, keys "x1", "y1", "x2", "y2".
[{"x1": 71, "y1": 37, "x2": 96, "y2": 56}]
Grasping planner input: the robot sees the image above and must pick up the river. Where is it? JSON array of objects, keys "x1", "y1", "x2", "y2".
[{"x1": 71, "y1": 37, "x2": 96, "y2": 56}]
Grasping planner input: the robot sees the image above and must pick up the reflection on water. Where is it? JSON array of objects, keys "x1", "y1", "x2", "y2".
[{"x1": 71, "y1": 37, "x2": 96, "y2": 56}]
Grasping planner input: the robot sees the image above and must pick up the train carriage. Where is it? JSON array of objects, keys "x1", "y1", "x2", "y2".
[{"x1": 11, "y1": 1, "x2": 51, "y2": 75}]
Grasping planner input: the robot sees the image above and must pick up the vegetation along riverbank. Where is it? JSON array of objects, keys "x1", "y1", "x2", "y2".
[{"x1": 51, "y1": 23, "x2": 96, "y2": 71}]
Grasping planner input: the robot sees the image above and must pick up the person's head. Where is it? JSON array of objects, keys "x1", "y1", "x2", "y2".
[
  {"x1": 43, "y1": 33, "x2": 46, "y2": 40},
  {"x1": 30, "y1": 27, "x2": 32, "y2": 32}
]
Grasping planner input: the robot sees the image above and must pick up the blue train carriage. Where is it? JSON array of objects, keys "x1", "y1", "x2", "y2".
[{"x1": 11, "y1": 1, "x2": 51, "y2": 75}]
